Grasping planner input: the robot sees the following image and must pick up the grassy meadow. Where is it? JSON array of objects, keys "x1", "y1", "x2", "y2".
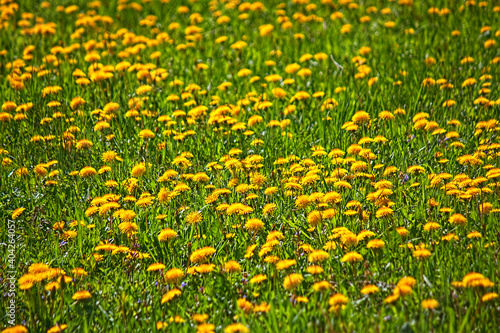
[{"x1": 1, "y1": 0, "x2": 500, "y2": 332}]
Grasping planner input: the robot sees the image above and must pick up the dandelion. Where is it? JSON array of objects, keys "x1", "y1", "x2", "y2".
[
  {"x1": 76, "y1": 139, "x2": 93, "y2": 150},
  {"x1": 449, "y1": 213, "x2": 467, "y2": 226},
  {"x1": 295, "y1": 195, "x2": 311, "y2": 209},
  {"x1": 367, "y1": 239, "x2": 385, "y2": 249},
  {"x1": 482, "y1": 293, "x2": 498, "y2": 302},
  {"x1": 341, "y1": 252, "x2": 363, "y2": 263},
  {"x1": 186, "y1": 211, "x2": 203, "y2": 224},
  {"x1": 47, "y1": 325, "x2": 68, "y2": 333},
  {"x1": 139, "y1": 129, "x2": 155, "y2": 139},
  {"x1": 224, "y1": 323, "x2": 249, "y2": 333},
  {"x1": 72, "y1": 268, "x2": 88, "y2": 277},
  {"x1": 224, "y1": 261, "x2": 241, "y2": 273},
  {"x1": 245, "y1": 218, "x2": 264, "y2": 232},
  {"x1": 308, "y1": 250, "x2": 330, "y2": 263},
  {"x1": 164, "y1": 268, "x2": 184, "y2": 283},
  {"x1": 147, "y1": 263, "x2": 166, "y2": 272},
  {"x1": 79, "y1": 167, "x2": 97, "y2": 178},
  {"x1": 262, "y1": 203, "x2": 277, "y2": 216},
  {"x1": 195, "y1": 264, "x2": 215, "y2": 274},
  {"x1": 158, "y1": 228, "x2": 177, "y2": 242},
  {"x1": 329, "y1": 293, "x2": 348, "y2": 313},
  {"x1": 423, "y1": 222, "x2": 441, "y2": 231},
  {"x1": 396, "y1": 227, "x2": 409, "y2": 237},
  {"x1": 467, "y1": 231, "x2": 481, "y2": 239},
  {"x1": 329, "y1": 293, "x2": 348, "y2": 306},
  {"x1": 313, "y1": 281, "x2": 331, "y2": 292},
  {"x1": 462, "y1": 78, "x2": 477, "y2": 88},
  {"x1": 324, "y1": 191, "x2": 342, "y2": 204},
  {"x1": 118, "y1": 222, "x2": 139, "y2": 236},
  {"x1": 276, "y1": 259, "x2": 296, "y2": 270},
  {"x1": 131, "y1": 163, "x2": 146, "y2": 177},
  {"x1": 421, "y1": 299, "x2": 439, "y2": 309},
  {"x1": 117, "y1": 210, "x2": 137, "y2": 221},
  {"x1": 307, "y1": 211, "x2": 322, "y2": 226},
  {"x1": 161, "y1": 289, "x2": 181, "y2": 304},
  {"x1": 61, "y1": 230, "x2": 77, "y2": 240},
  {"x1": 352, "y1": 111, "x2": 370, "y2": 124},
  {"x1": 72, "y1": 291, "x2": 92, "y2": 301},
  {"x1": 283, "y1": 273, "x2": 304, "y2": 290},
  {"x1": 361, "y1": 285, "x2": 379, "y2": 294},
  {"x1": 12, "y1": 207, "x2": 26, "y2": 219},
  {"x1": 259, "y1": 24, "x2": 274, "y2": 37},
  {"x1": 1, "y1": 326, "x2": 28, "y2": 333},
  {"x1": 249, "y1": 274, "x2": 267, "y2": 284},
  {"x1": 190, "y1": 247, "x2": 216, "y2": 263},
  {"x1": 413, "y1": 249, "x2": 432, "y2": 260},
  {"x1": 375, "y1": 206, "x2": 394, "y2": 218},
  {"x1": 379, "y1": 111, "x2": 395, "y2": 121}
]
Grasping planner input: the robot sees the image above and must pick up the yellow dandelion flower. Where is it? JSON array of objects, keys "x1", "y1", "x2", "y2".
[
  {"x1": 313, "y1": 281, "x2": 331, "y2": 292},
  {"x1": 12, "y1": 207, "x2": 26, "y2": 219},
  {"x1": 147, "y1": 263, "x2": 166, "y2": 272},
  {"x1": 308, "y1": 250, "x2": 330, "y2": 263},
  {"x1": 413, "y1": 249, "x2": 432, "y2": 260},
  {"x1": 190, "y1": 247, "x2": 216, "y2": 263},
  {"x1": 139, "y1": 129, "x2": 155, "y2": 139},
  {"x1": 283, "y1": 273, "x2": 304, "y2": 290},
  {"x1": 47, "y1": 324, "x2": 68, "y2": 333},
  {"x1": 249, "y1": 274, "x2": 267, "y2": 284},
  {"x1": 276, "y1": 259, "x2": 296, "y2": 270},
  {"x1": 161, "y1": 289, "x2": 182, "y2": 304},
  {"x1": 482, "y1": 293, "x2": 498, "y2": 302},
  {"x1": 245, "y1": 218, "x2": 265, "y2": 231},
  {"x1": 158, "y1": 228, "x2": 177, "y2": 242},
  {"x1": 341, "y1": 251, "x2": 363, "y2": 263},
  {"x1": 224, "y1": 323, "x2": 249, "y2": 333},
  {"x1": 164, "y1": 268, "x2": 184, "y2": 283},
  {"x1": 449, "y1": 213, "x2": 467, "y2": 226},
  {"x1": 421, "y1": 299, "x2": 439, "y2": 309},
  {"x1": 361, "y1": 285, "x2": 379, "y2": 294},
  {"x1": 2, "y1": 326, "x2": 28, "y2": 333},
  {"x1": 186, "y1": 211, "x2": 203, "y2": 224},
  {"x1": 224, "y1": 261, "x2": 241, "y2": 273},
  {"x1": 79, "y1": 166, "x2": 97, "y2": 178}
]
